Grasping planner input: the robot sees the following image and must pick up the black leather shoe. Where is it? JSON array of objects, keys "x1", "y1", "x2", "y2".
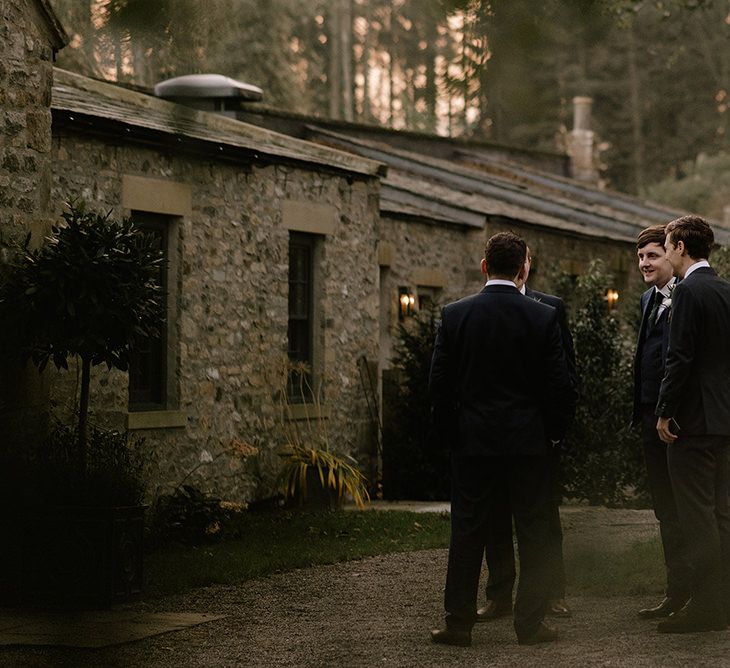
[
  {"x1": 638, "y1": 597, "x2": 689, "y2": 619},
  {"x1": 517, "y1": 621, "x2": 559, "y2": 645},
  {"x1": 430, "y1": 628, "x2": 472, "y2": 647},
  {"x1": 547, "y1": 598, "x2": 572, "y2": 618},
  {"x1": 657, "y1": 608, "x2": 727, "y2": 634},
  {"x1": 476, "y1": 599, "x2": 513, "y2": 622}
]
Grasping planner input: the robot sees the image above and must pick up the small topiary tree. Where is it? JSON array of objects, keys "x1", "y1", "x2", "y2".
[{"x1": 0, "y1": 200, "x2": 163, "y2": 473}]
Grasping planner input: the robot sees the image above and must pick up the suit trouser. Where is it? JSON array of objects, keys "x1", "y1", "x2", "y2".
[
  {"x1": 641, "y1": 407, "x2": 692, "y2": 601},
  {"x1": 667, "y1": 435, "x2": 730, "y2": 619},
  {"x1": 484, "y1": 448, "x2": 565, "y2": 602},
  {"x1": 445, "y1": 454, "x2": 551, "y2": 640}
]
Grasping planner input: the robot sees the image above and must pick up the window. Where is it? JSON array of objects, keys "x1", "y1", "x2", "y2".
[
  {"x1": 288, "y1": 232, "x2": 315, "y2": 399},
  {"x1": 129, "y1": 212, "x2": 169, "y2": 411}
]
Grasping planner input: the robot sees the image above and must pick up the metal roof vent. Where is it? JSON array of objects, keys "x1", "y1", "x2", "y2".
[{"x1": 154, "y1": 74, "x2": 263, "y2": 113}]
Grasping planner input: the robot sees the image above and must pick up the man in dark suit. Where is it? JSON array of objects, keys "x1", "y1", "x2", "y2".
[
  {"x1": 429, "y1": 232, "x2": 575, "y2": 647},
  {"x1": 633, "y1": 224, "x2": 692, "y2": 620},
  {"x1": 478, "y1": 249, "x2": 577, "y2": 622},
  {"x1": 655, "y1": 215, "x2": 730, "y2": 633}
]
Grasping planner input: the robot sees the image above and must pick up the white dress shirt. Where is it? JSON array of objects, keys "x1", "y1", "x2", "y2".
[{"x1": 683, "y1": 260, "x2": 710, "y2": 279}]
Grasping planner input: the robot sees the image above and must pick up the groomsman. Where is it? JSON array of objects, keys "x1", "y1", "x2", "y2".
[
  {"x1": 655, "y1": 215, "x2": 730, "y2": 633},
  {"x1": 429, "y1": 232, "x2": 575, "y2": 647},
  {"x1": 633, "y1": 225, "x2": 692, "y2": 619},
  {"x1": 478, "y1": 249, "x2": 577, "y2": 622}
]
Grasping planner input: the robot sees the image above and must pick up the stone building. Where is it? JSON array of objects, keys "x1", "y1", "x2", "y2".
[
  {"x1": 3, "y1": 4, "x2": 722, "y2": 504},
  {"x1": 0, "y1": 0, "x2": 66, "y2": 458},
  {"x1": 49, "y1": 69, "x2": 383, "y2": 500},
  {"x1": 229, "y1": 105, "x2": 725, "y2": 373}
]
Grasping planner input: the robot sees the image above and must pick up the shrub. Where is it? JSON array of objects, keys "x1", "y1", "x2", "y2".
[
  {"x1": 382, "y1": 307, "x2": 450, "y2": 500},
  {"x1": 556, "y1": 261, "x2": 647, "y2": 506}
]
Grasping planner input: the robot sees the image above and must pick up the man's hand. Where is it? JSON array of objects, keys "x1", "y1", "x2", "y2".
[{"x1": 656, "y1": 417, "x2": 678, "y2": 444}]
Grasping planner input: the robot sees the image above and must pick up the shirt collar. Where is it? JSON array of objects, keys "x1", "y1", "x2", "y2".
[
  {"x1": 655, "y1": 276, "x2": 676, "y2": 298},
  {"x1": 485, "y1": 279, "x2": 517, "y2": 288},
  {"x1": 519, "y1": 284, "x2": 526, "y2": 295},
  {"x1": 684, "y1": 260, "x2": 710, "y2": 279}
]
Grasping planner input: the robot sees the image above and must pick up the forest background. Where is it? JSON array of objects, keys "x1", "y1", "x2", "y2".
[{"x1": 49, "y1": 0, "x2": 730, "y2": 220}]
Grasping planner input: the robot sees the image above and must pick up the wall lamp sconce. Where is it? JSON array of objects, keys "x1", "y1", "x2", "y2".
[
  {"x1": 606, "y1": 288, "x2": 620, "y2": 309},
  {"x1": 398, "y1": 287, "x2": 416, "y2": 320}
]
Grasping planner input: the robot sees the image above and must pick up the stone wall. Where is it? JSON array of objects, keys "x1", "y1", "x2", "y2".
[
  {"x1": 0, "y1": 0, "x2": 57, "y2": 242},
  {"x1": 378, "y1": 213, "x2": 641, "y2": 369},
  {"x1": 0, "y1": 0, "x2": 62, "y2": 455},
  {"x1": 50, "y1": 130, "x2": 380, "y2": 503}
]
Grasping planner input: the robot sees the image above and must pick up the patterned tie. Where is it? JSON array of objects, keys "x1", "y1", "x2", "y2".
[{"x1": 648, "y1": 289, "x2": 662, "y2": 326}]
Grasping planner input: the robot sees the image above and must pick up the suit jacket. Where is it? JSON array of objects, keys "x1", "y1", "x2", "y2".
[
  {"x1": 656, "y1": 267, "x2": 730, "y2": 435},
  {"x1": 525, "y1": 286, "x2": 578, "y2": 393},
  {"x1": 632, "y1": 286, "x2": 671, "y2": 426},
  {"x1": 429, "y1": 284, "x2": 575, "y2": 456}
]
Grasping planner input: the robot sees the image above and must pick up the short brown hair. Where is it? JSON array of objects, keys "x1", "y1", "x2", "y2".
[
  {"x1": 665, "y1": 215, "x2": 714, "y2": 260},
  {"x1": 637, "y1": 224, "x2": 666, "y2": 250},
  {"x1": 484, "y1": 232, "x2": 527, "y2": 278}
]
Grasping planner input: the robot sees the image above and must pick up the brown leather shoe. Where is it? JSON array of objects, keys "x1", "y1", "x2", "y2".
[
  {"x1": 547, "y1": 598, "x2": 572, "y2": 618},
  {"x1": 430, "y1": 628, "x2": 472, "y2": 647},
  {"x1": 476, "y1": 599, "x2": 513, "y2": 622},
  {"x1": 638, "y1": 596, "x2": 689, "y2": 619},
  {"x1": 518, "y1": 621, "x2": 559, "y2": 645}
]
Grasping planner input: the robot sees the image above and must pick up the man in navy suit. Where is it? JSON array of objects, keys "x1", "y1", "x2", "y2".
[
  {"x1": 633, "y1": 225, "x2": 692, "y2": 620},
  {"x1": 655, "y1": 215, "x2": 730, "y2": 633},
  {"x1": 429, "y1": 232, "x2": 575, "y2": 647},
  {"x1": 478, "y1": 249, "x2": 577, "y2": 622}
]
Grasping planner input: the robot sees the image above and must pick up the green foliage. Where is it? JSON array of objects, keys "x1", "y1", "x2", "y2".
[
  {"x1": 0, "y1": 200, "x2": 163, "y2": 466},
  {"x1": 645, "y1": 152, "x2": 730, "y2": 221},
  {"x1": 278, "y1": 445, "x2": 370, "y2": 510},
  {"x1": 275, "y1": 360, "x2": 370, "y2": 509},
  {"x1": 150, "y1": 485, "x2": 249, "y2": 546},
  {"x1": 557, "y1": 261, "x2": 646, "y2": 505},
  {"x1": 0, "y1": 200, "x2": 163, "y2": 374},
  {"x1": 711, "y1": 244, "x2": 730, "y2": 280},
  {"x1": 33, "y1": 425, "x2": 146, "y2": 507},
  {"x1": 382, "y1": 307, "x2": 449, "y2": 501}
]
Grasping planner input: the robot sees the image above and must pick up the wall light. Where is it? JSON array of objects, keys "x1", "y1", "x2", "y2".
[
  {"x1": 398, "y1": 287, "x2": 416, "y2": 320},
  {"x1": 606, "y1": 288, "x2": 620, "y2": 309}
]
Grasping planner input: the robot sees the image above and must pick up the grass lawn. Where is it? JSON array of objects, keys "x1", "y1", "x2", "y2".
[
  {"x1": 145, "y1": 508, "x2": 666, "y2": 599},
  {"x1": 565, "y1": 537, "x2": 665, "y2": 597},
  {"x1": 145, "y1": 509, "x2": 451, "y2": 598}
]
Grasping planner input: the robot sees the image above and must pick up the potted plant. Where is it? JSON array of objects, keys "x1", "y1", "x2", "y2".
[
  {"x1": 276, "y1": 360, "x2": 369, "y2": 510},
  {"x1": 0, "y1": 200, "x2": 163, "y2": 607}
]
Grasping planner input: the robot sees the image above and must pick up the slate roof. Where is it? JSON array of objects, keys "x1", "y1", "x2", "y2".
[
  {"x1": 51, "y1": 69, "x2": 384, "y2": 179},
  {"x1": 303, "y1": 125, "x2": 729, "y2": 245}
]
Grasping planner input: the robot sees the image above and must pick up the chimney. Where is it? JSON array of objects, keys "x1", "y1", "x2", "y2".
[{"x1": 566, "y1": 96, "x2": 600, "y2": 184}]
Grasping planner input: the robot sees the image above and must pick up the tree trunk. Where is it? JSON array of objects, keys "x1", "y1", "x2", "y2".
[
  {"x1": 360, "y1": 4, "x2": 371, "y2": 122},
  {"x1": 340, "y1": 0, "x2": 354, "y2": 122},
  {"x1": 424, "y1": 20, "x2": 438, "y2": 133},
  {"x1": 328, "y1": 0, "x2": 342, "y2": 119},
  {"x1": 627, "y1": 24, "x2": 645, "y2": 194},
  {"x1": 78, "y1": 356, "x2": 91, "y2": 473}
]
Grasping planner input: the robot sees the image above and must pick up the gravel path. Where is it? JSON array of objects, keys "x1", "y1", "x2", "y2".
[{"x1": 3, "y1": 507, "x2": 730, "y2": 667}]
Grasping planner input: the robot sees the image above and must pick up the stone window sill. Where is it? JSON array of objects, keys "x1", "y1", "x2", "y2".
[
  {"x1": 285, "y1": 404, "x2": 331, "y2": 421},
  {"x1": 127, "y1": 410, "x2": 187, "y2": 430}
]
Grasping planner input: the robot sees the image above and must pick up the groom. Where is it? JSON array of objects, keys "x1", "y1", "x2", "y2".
[
  {"x1": 429, "y1": 231, "x2": 575, "y2": 646},
  {"x1": 655, "y1": 215, "x2": 730, "y2": 633},
  {"x1": 633, "y1": 224, "x2": 691, "y2": 619}
]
